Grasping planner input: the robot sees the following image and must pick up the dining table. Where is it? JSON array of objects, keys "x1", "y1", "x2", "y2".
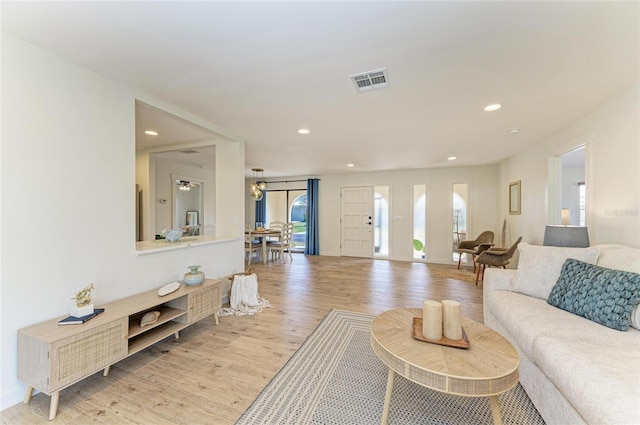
[{"x1": 246, "y1": 228, "x2": 282, "y2": 264}]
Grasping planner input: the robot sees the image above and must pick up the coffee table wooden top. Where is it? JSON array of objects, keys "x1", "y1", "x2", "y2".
[{"x1": 371, "y1": 308, "x2": 519, "y2": 397}]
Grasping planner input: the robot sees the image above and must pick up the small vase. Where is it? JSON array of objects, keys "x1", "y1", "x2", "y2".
[
  {"x1": 184, "y1": 265, "x2": 205, "y2": 286},
  {"x1": 70, "y1": 303, "x2": 94, "y2": 318}
]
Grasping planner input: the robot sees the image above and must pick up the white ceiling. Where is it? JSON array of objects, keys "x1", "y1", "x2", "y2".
[
  {"x1": 136, "y1": 101, "x2": 217, "y2": 167},
  {"x1": 3, "y1": 1, "x2": 638, "y2": 178}
]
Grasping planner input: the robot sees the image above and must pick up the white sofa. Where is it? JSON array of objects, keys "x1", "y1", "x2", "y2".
[{"x1": 483, "y1": 244, "x2": 640, "y2": 425}]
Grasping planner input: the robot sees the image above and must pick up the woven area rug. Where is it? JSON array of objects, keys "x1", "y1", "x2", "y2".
[{"x1": 237, "y1": 309, "x2": 545, "y2": 425}]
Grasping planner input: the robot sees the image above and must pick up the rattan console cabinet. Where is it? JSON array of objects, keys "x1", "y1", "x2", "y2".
[{"x1": 18, "y1": 278, "x2": 222, "y2": 420}]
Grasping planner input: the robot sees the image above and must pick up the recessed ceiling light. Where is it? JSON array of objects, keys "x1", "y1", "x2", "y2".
[
  {"x1": 145, "y1": 130, "x2": 158, "y2": 136},
  {"x1": 508, "y1": 128, "x2": 520, "y2": 134},
  {"x1": 298, "y1": 129, "x2": 310, "y2": 135},
  {"x1": 448, "y1": 156, "x2": 457, "y2": 161},
  {"x1": 347, "y1": 163, "x2": 355, "y2": 167},
  {"x1": 484, "y1": 104, "x2": 502, "y2": 112}
]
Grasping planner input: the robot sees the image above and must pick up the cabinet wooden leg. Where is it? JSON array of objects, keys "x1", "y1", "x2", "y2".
[
  {"x1": 103, "y1": 365, "x2": 111, "y2": 376},
  {"x1": 48, "y1": 391, "x2": 60, "y2": 421},
  {"x1": 214, "y1": 313, "x2": 219, "y2": 325},
  {"x1": 174, "y1": 331, "x2": 180, "y2": 339},
  {"x1": 23, "y1": 385, "x2": 34, "y2": 404}
]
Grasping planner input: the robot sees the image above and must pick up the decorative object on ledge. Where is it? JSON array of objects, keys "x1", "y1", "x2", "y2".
[
  {"x1": 58, "y1": 308, "x2": 105, "y2": 326},
  {"x1": 157, "y1": 281, "x2": 181, "y2": 296},
  {"x1": 249, "y1": 167, "x2": 266, "y2": 201},
  {"x1": 140, "y1": 311, "x2": 161, "y2": 327},
  {"x1": 184, "y1": 265, "x2": 205, "y2": 285},
  {"x1": 543, "y1": 225, "x2": 590, "y2": 248},
  {"x1": 70, "y1": 283, "x2": 94, "y2": 318},
  {"x1": 509, "y1": 180, "x2": 521, "y2": 215},
  {"x1": 164, "y1": 228, "x2": 183, "y2": 242}
]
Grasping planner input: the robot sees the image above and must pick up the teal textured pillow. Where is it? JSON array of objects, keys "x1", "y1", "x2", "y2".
[{"x1": 547, "y1": 259, "x2": 640, "y2": 331}]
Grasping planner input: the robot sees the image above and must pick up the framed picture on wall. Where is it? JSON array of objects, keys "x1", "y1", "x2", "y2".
[{"x1": 509, "y1": 180, "x2": 521, "y2": 215}]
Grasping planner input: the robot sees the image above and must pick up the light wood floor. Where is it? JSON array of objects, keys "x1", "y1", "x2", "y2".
[{"x1": 2, "y1": 255, "x2": 483, "y2": 425}]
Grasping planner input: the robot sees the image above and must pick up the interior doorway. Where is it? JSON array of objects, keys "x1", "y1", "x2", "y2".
[
  {"x1": 548, "y1": 146, "x2": 586, "y2": 225},
  {"x1": 452, "y1": 183, "x2": 468, "y2": 263}
]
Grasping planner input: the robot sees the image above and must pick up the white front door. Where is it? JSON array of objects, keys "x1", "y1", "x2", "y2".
[{"x1": 340, "y1": 186, "x2": 373, "y2": 258}]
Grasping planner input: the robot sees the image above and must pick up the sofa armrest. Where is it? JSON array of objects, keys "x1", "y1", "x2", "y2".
[{"x1": 483, "y1": 268, "x2": 515, "y2": 293}]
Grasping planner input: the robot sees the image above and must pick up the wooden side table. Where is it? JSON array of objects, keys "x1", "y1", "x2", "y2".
[{"x1": 370, "y1": 308, "x2": 519, "y2": 425}]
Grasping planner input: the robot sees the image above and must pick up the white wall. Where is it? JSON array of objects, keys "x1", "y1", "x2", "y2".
[
  {"x1": 247, "y1": 166, "x2": 498, "y2": 263},
  {"x1": 498, "y1": 85, "x2": 640, "y2": 248},
  {"x1": 0, "y1": 34, "x2": 245, "y2": 409},
  {"x1": 320, "y1": 167, "x2": 498, "y2": 263}
]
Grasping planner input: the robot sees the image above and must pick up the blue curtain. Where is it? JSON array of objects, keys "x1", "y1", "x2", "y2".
[
  {"x1": 255, "y1": 192, "x2": 266, "y2": 225},
  {"x1": 305, "y1": 178, "x2": 320, "y2": 255}
]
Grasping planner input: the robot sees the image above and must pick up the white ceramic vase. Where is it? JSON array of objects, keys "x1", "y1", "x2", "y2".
[{"x1": 70, "y1": 303, "x2": 94, "y2": 318}]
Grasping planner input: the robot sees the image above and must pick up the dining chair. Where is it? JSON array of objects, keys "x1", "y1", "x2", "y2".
[
  {"x1": 474, "y1": 237, "x2": 522, "y2": 285},
  {"x1": 266, "y1": 222, "x2": 293, "y2": 262},
  {"x1": 245, "y1": 227, "x2": 262, "y2": 265},
  {"x1": 454, "y1": 231, "x2": 495, "y2": 271},
  {"x1": 268, "y1": 221, "x2": 285, "y2": 242}
]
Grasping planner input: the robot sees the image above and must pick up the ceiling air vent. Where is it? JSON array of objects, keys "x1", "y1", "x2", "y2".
[
  {"x1": 181, "y1": 149, "x2": 199, "y2": 154},
  {"x1": 349, "y1": 68, "x2": 389, "y2": 93}
]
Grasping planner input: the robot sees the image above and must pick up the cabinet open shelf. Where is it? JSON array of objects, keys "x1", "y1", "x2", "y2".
[
  {"x1": 128, "y1": 320, "x2": 187, "y2": 355},
  {"x1": 128, "y1": 306, "x2": 187, "y2": 339}
]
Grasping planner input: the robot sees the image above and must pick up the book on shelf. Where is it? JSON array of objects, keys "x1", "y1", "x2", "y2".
[{"x1": 58, "y1": 308, "x2": 105, "y2": 326}]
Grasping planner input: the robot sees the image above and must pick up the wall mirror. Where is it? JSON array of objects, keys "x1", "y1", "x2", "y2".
[
  {"x1": 173, "y1": 177, "x2": 202, "y2": 230},
  {"x1": 509, "y1": 180, "x2": 521, "y2": 215},
  {"x1": 186, "y1": 211, "x2": 199, "y2": 226}
]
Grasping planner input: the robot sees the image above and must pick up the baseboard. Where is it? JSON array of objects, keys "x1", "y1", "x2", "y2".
[{"x1": 1, "y1": 384, "x2": 27, "y2": 412}]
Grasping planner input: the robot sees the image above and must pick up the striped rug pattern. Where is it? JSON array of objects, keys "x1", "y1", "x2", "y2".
[{"x1": 237, "y1": 309, "x2": 545, "y2": 425}]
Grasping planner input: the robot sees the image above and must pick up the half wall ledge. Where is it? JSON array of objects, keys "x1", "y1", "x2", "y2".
[{"x1": 135, "y1": 235, "x2": 240, "y2": 255}]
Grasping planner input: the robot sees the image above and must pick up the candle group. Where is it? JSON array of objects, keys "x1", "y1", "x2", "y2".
[{"x1": 422, "y1": 299, "x2": 463, "y2": 341}]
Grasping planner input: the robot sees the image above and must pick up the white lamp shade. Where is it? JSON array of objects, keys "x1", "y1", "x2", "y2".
[{"x1": 561, "y1": 208, "x2": 573, "y2": 225}]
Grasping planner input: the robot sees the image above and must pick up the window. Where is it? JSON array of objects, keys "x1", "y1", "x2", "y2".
[
  {"x1": 413, "y1": 185, "x2": 426, "y2": 260},
  {"x1": 290, "y1": 194, "x2": 307, "y2": 252},
  {"x1": 578, "y1": 182, "x2": 586, "y2": 226},
  {"x1": 265, "y1": 189, "x2": 307, "y2": 252},
  {"x1": 374, "y1": 186, "x2": 389, "y2": 257}
]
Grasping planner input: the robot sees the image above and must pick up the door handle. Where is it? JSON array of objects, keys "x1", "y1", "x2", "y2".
[{"x1": 366, "y1": 222, "x2": 372, "y2": 225}]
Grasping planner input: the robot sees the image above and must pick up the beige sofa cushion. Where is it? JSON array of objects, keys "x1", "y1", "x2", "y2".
[
  {"x1": 485, "y1": 289, "x2": 639, "y2": 359},
  {"x1": 511, "y1": 243, "x2": 599, "y2": 299},
  {"x1": 533, "y1": 336, "x2": 640, "y2": 425}
]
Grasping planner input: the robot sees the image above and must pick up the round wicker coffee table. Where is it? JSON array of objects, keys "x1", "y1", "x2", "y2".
[{"x1": 370, "y1": 308, "x2": 519, "y2": 425}]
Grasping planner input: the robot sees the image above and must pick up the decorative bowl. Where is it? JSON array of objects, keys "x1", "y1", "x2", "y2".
[{"x1": 165, "y1": 228, "x2": 183, "y2": 242}]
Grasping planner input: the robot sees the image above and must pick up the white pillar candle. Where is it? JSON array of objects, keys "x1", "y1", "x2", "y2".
[
  {"x1": 422, "y1": 300, "x2": 443, "y2": 340},
  {"x1": 442, "y1": 299, "x2": 463, "y2": 340}
]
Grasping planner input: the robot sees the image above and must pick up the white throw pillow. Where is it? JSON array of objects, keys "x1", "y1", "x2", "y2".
[{"x1": 510, "y1": 243, "x2": 600, "y2": 300}]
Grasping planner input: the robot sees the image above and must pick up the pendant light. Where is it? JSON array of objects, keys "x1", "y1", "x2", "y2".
[{"x1": 249, "y1": 168, "x2": 265, "y2": 201}]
